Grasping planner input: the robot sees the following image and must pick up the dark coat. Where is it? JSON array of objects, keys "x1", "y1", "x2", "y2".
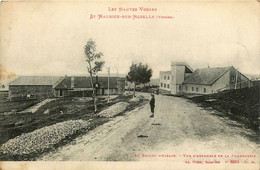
[{"x1": 150, "y1": 97, "x2": 155, "y2": 108}]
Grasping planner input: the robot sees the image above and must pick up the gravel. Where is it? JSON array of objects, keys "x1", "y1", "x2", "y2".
[
  {"x1": 98, "y1": 102, "x2": 129, "y2": 118},
  {"x1": 0, "y1": 120, "x2": 90, "y2": 156}
]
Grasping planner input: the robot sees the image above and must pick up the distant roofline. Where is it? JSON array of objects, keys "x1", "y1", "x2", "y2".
[{"x1": 9, "y1": 76, "x2": 63, "y2": 86}]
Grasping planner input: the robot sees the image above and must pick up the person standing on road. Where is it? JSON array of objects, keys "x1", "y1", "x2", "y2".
[{"x1": 150, "y1": 94, "x2": 155, "y2": 118}]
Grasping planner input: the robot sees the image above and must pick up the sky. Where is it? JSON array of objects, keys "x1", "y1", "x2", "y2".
[{"x1": 0, "y1": 1, "x2": 259, "y2": 80}]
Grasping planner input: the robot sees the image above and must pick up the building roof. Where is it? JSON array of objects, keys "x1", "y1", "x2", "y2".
[
  {"x1": 183, "y1": 66, "x2": 232, "y2": 85},
  {"x1": 9, "y1": 76, "x2": 63, "y2": 86},
  {"x1": 98, "y1": 77, "x2": 119, "y2": 88},
  {"x1": 54, "y1": 76, "x2": 124, "y2": 89}
]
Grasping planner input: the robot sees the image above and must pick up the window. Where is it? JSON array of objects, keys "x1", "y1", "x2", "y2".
[
  {"x1": 231, "y1": 76, "x2": 236, "y2": 84},
  {"x1": 186, "y1": 86, "x2": 188, "y2": 91},
  {"x1": 204, "y1": 88, "x2": 206, "y2": 93},
  {"x1": 179, "y1": 85, "x2": 182, "y2": 91},
  {"x1": 192, "y1": 87, "x2": 194, "y2": 91},
  {"x1": 164, "y1": 83, "x2": 166, "y2": 88},
  {"x1": 168, "y1": 76, "x2": 170, "y2": 80},
  {"x1": 164, "y1": 76, "x2": 166, "y2": 80},
  {"x1": 196, "y1": 87, "x2": 198, "y2": 92},
  {"x1": 161, "y1": 83, "x2": 163, "y2": 87},
  {"x1": 167, "y1": 84, "x2": 170, "y2": 89}
]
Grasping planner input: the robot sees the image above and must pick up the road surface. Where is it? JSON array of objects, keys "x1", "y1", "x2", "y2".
[{"x1": 39, "y1": 93, "x2": 258, "y2": 166}]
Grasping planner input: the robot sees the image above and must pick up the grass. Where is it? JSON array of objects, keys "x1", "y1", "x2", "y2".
[
  {"x1": 188, "y1": 86, "x2": 259, "y2": 132},
  {"x1": 0, "y1": 99, "x2": 40, "y2": 113}
]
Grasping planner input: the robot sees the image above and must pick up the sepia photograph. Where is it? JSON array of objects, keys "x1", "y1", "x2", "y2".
[{"x1": 0, "y1": 0, "x2": 259, "y2": 169}]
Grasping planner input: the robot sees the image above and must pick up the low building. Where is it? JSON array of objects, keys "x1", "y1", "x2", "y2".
[
  {"x1": 0, "y1": 84, "x2": 9, "y2": 101},
  {"x1": 8, "y1": 76, "x2": 63, "y2": 100},
  {"x1": 0, "y1": 89, "x2": 8, "y2": 101},
  {"x1": 54, "y1": 76, "x2": 125, "y2": 97},
  {"x1": 183, "y1": 66, "x2": 252, "y2": 94},
  {"x1": 159, "y1": 62, "x2": 252, "y2": 95}
]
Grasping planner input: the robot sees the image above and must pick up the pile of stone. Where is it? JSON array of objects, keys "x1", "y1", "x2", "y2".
[
  {"x1": 129, "y1": 97, "x2": 140, "y2": 103},
  {"x1": 98, "y1": 102, "x2": 129, "y2": 118},
  {"x1": 1, "y1": 120, "x2": 90, "y2": 156}
]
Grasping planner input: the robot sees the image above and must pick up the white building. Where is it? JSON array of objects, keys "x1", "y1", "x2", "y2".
[
  {"x1": 159, "y1": 62, "x2": 252, "y2": 95},
  {"x1": 159, "y1": 62, "x2": 193, "y2": 94}
]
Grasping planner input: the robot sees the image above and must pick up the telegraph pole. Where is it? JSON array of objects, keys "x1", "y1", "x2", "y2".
[{"x1": 108, "y1": 67, "x2": 110, "y2": 103}]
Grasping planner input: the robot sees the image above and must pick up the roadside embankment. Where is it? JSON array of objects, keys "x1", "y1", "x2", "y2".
[{"x1": 188, "y1": 86, "x2": 259, "y2": 132}]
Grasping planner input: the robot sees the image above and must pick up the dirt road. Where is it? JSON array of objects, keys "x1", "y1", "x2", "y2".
[{"x1": 39, "y1": 93, "x2": 258, "y2": 166}]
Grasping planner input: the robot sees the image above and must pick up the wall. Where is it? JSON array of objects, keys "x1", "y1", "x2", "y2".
[
  {"x1": 159, "y1": 72, "x2": 171, "y2": 92},
  {"x1": 183, "y1": 84, "x2": 212, "y2": 94},
  {"x1": 171, "y1": 65, "x2": 186, "y2": 94},
  {"x1": 228, "y1": 67, "x2": 252, "y2": 90},
  {"x1": 239, "y1": 73, "x2": 252, "y2": 89},
  {"x1": 0, "y1": 91, "x2": 8, "y2": 100},
  {"x1": 211, "y1": 70, "x2": 231, "y2": 92},
  {"x1": 54, "y1": 89, "x2": 70, "y2": 97},
  {"x1": 9, "y1": 85, "x2": 53, "y2": 100},
  {"x1": 54, "y1": 89, "x2": 59, "y2": 97},
  {"x1": 116, "y1": 79, "x2": 126, "y2": 95}
]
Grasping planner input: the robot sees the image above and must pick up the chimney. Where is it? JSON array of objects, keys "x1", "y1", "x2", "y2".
[{"x1": 71, "y1": 76, "x2": 74, "y2": 89}]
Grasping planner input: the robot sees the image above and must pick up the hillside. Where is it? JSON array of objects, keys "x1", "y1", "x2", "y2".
[{"x1": 189, "y1": 86, "x2": 259, "y2": 132}]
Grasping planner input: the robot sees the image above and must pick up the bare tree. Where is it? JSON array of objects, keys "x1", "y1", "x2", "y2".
[{"x1": 84, "y1": 38, "x2": 105, "y2": 112}]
